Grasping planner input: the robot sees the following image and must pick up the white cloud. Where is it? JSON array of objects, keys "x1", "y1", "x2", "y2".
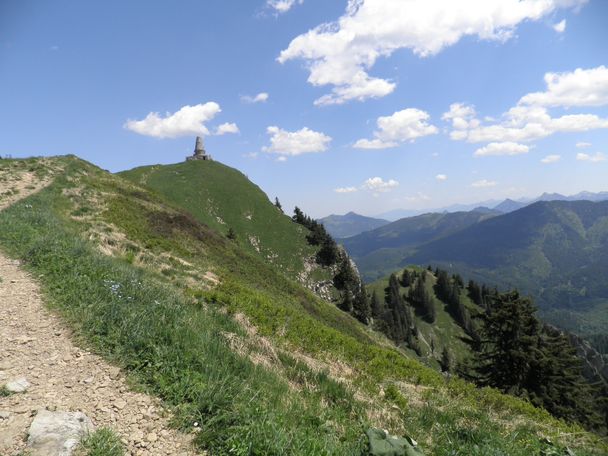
[
  {"x1": 474, "y1": 141, "x2": 529, "y2": 157},
  {"x1": 354, "y1": 108, "x2": 438, "y2": 149},
  {"x1": 278, "y1": 0, "x2": 586, "y2": 105},
  {"x1": 241, "y1": 92, "x2": 269, "y2": 103},
  {"x1": 576, "y1": 141, "x2": 592, "y2": 148},
  {"x1": 276, "y1": 156, "x2": 288, "y2": 162},
  {"x1": 334, "y1": 186, "x2": 358, "y2": 193},
  {"x1": 215, "y1": 122, "x2": 239, "y2": 135},
  {"x1": 267, "y1": 0, "x2": 303, "y2": 14},
  {"x1": 435, "y1": 174, "x2": 448, "y2": 181},
  {"x1": 445, "y1": 103, "x2": 608, "y2": 144},
  {"x1": 353, "y1": 138, "x2": 398, "y2": 150},
  {"x1": 553, "y1": 19, "x2": 566, "y2": 33},
  {"x1": 471, "y1": 179, "x2": 497, "y2": 188},
  {"x1": 519, "y1": 66, "x2": 608, "y2": 108},
  {"x1": 541, "y1": 154, "x2": 561, "y2": 164},
  {"x1": 362, "y1": 177, "x2": 399, "y2": 192},
  {"x1": 576, "y1": 152, "x2": 606, "y2": 162},
  {"x1": 263, "y1": 126, "x2": 331, "y2": 156},
  {"x1": 124, "y1": 102, "x2": 222, "y2": 138}
]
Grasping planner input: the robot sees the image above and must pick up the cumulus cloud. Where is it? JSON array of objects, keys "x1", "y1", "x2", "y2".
[
  {"x1": 576, "y1": 141, "x2": 592, "y2": 148},
  {"x1": 278, "y1": 0, "x2": 586, "y2": 105},
  {"x1": 444, "y1": 66, "x2": 608, "y2": 149},
  {"x1": 519, "y1": 66, "x2": 608, "y2": 107},
  {"x1": 354, "y1": 108, "x2": 438, "y2": 149},
  {"x1": 444, "y1": 104, "x2": 608, "y2": 144},
  {"x1": 471, "y1": 179, "x2": 497, "y2": 188},
  {"x1": 241, "y1": 92, "x2": 269, "y2": 103},
  {"x1": 553, "y1": 19, "x2": 566, "y2": 33},
  {"x1": 474, "y1": 142, "x2": 529, "y2": 157},
  {"x1": 124, "y1": 103, "x2": 223, "y2": 138},
  {"x1": 435, "y1": 174, "x2": 448, "y2": 181},
  {"x1": 263, "y1": 126, "x2": 331, "y2": 156},
  {"x1": 267, "y1": 0, "x2": 303, "y2": 14},
  {"x1": 576, "y1": 152, "x2": 606, "y2": 162},
  {"x1": 334, "y1": 186, "x2": 358, "y2": 193},
  {"x1": 541, "y1": 154, "x2": 561, "y2": 164},
  {"x1": 215, "y1": 122, "x2": 240, "y2": 135},
  {"x1": 362, "y1": 177, "x2": 399, "y2": 192}
]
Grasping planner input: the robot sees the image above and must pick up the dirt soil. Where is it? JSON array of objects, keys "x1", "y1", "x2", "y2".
[{"x1": 0, "y1": 167, "x2": 199, "y2": 455}]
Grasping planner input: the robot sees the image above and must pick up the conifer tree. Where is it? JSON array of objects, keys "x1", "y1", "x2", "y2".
[
  {"x1": 467, "y1": 280, "x2": 483, "y2": 306},
  {"x1": 371, "y1": 291, "x2": 383, "y2": 319},
  {"x1": 440, "y1": 346, "x2": 454, "y2": 373},
  {"x1": 353, "y1": 287, "x2": 371, "y2": 325},
  {"x1": 274, "y1": 197, "x2": 283, "y2": 212},
  {"x1": 400, "y1": 268, "x2": 412, "y2": 287}
]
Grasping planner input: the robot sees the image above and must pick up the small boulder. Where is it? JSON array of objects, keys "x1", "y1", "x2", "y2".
[
  {"x1": 5, "y1": 377, "x2": 31, "y2": 393},
  {"x1": 27, "y1": 409, "x2": 94, "y2": 456}
]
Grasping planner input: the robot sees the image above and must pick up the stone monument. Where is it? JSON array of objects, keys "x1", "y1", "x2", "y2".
[{"x1": 187, "y1": 136, "x2": 212, "y2": 161}]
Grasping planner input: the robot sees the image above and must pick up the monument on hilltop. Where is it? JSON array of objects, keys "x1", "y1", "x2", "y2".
[{"x1": 187, "y1": 136, "x2": 212, "y2": 161}]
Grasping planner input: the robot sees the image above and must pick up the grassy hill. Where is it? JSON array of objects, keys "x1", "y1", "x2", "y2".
[
  {"x1": 119, "y1": 160, "x2": 320, "y2": 280},
  {"x1": 319, "y1": 212, "x2": 389, "y2": 238},
  {"x1": 366, "y1": 267, "x2": 479, "y2": 369},
  {"x1": 0, "y1": 156, "x2": 606, "y2": 455},
  {"x1": 342, "y1": 210, "x2": 497, "y2": 281}
]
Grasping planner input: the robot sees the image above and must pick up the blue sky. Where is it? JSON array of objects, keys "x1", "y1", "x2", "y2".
[{"x1": 1, "y1": 0, "x2": 607, "y2": 217}]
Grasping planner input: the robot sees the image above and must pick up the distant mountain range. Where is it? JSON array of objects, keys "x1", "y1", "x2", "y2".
[
  {"x1": 374, "y1": 191, "x2": 608, "y2": 220},
  {"x1": 318, "y1": 211, "x2": 389, "y2": 238},
  {"x1": 340, "y1": 199, "x2": 608, "y2": 340}
]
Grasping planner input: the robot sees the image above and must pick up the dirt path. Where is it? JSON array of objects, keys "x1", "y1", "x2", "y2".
[{"x1": 0, "y1": 165, "x2": 198, "y2": 455}]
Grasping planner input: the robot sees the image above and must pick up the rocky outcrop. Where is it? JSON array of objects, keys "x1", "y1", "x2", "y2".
[
  {"x1": 27, "y1": 410, "x2": 94, "y2": 456},
  {"x1": 568, "y1": 332, "x2": 608, "y2": 384}
]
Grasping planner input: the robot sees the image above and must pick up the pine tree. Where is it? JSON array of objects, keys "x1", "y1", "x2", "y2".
[
  {"x1": 408, "y1": 277, "x2": 435, "y2": 323},
  {"x1": 440, "y1": 346, "x2": 454, "y2": 373},
  {"x1": 371, "y1": 291, "x2": 383, "y2": 319},
  {"x1": 474, "y1": 291, "x2": 540, "y2": 394},
  {"x1": 226, "y1": 227, "x2": 237, "y2": 241},
  {"x1": 400, "y1": 268, "x2": 412, "y2": 287},
  {"x1": 292, "y1": 206, "x2": 303, "y2": 223},
  {"x1": 467, "y1": 280, "x2": 483, "y2": 306},
  {"x1": 352, "y1": 286, "x2": 371, "y2": 325},
  {"x1": 274, "y1": 197, "x2": 283, "y2": 212}
]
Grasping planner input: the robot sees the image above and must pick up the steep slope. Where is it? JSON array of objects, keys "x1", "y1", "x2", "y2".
[
  {"x1": 319, "y1": 211, "x2": 389, "y2": 238},
  {"x1": 119, "y1": 160, "x2": 319, "y2": 279},
  {"x1": 403, "y1": 200, "x2": 608, "y2": 336},
  {"x1": 366, "y1": 267, "x2": 478, "y2": 369},
  {"x1": 0, "y1": 156, "x2": 605, "y2": 455},
  {"x1": 342, "y1": 210, "x2": 497, "y2": 281}
]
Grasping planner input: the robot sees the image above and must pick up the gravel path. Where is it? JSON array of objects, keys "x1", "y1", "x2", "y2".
[{"x1": 0, "y1": 166, "x2": 198, "y2": 455}]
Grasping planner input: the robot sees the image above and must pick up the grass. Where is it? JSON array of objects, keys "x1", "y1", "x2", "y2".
[
  {"x1": 0, "y1": 156, "x2": 606, "y2": 455},
  {"x1": 119, "y1": 160, "x2": 321, "y2": 278},
  {"x1": 0, "y1": 386, "x2": 13, "y2": 397},
  {"x1": 77, "y1": 428, "x2": 124, "y2": 456}
]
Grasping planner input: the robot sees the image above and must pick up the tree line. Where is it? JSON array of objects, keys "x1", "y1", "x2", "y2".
[
  {"x1": 291, "y1": 207, "x2": 607, "y2": 433},
  {"x1": 292, "y1": 207, "x2": 371, "y2": 325}
]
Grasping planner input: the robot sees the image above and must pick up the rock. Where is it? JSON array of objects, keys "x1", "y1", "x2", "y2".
[
  {"x1": 5, "y1": 377, "x2": 31, "y2": 393},
  {"x1": 0, "y1": 410, "x2": 10, "y2": 419},
  {"x1": 27, "y1": 409, "x2": 94, "y2": 456},
  {"x1": 146, "y1": 432, "x2": 158, "y2": 443},
  {"x1": 113, "y1": 399, "x2": 127, "y2": 410}
]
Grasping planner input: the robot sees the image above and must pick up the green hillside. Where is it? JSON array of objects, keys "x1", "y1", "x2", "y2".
[
  {"x1": 119, "y1": 160, "x2": 319, "y2": 279},
  {"x1": 319, "y1": 211, "x2": 389, "y2": 238},
  {"x1": 402, "y1": 201, "x2": 608, "y2": 338},
  {"x1": 0, "y1": 156, "x2": 606, "y2": 455},
  {"x1": 342, "y1": 210, "x2": 497, "y2": 281},
  {"x1": 366, "y1": 267, "x2": 478, "y2": 369}
]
